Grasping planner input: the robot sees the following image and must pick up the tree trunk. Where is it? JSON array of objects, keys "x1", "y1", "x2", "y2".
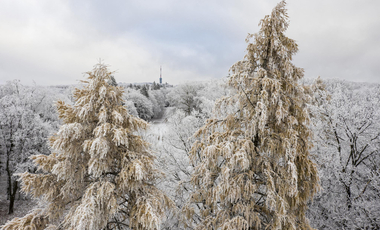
[
  {"x1": 6, "y1": 154, "x2": 12, "y2": 201},
  {"x1": 6, "y1": 126, "x2": 16, "y2": 214},
  {"x1": 8, "y1": 179, "x2": 18, "y2": 214},
  {"x1": 6, "y1": 155, "x2": 18, "y2": 214}
]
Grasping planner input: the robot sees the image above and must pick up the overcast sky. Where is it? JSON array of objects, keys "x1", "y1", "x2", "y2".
[{"x1": 0, "y1": 0, "x2": 379, "y2": 85}]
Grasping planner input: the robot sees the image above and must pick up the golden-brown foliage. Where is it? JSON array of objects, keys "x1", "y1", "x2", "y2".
[
  {"x1": 1, "y1": 63, "x2": 173, "y2": 230},
  {"x1": 184, "y1": 1, "x2": 319, "y2": 229},
  {"x1": 1, "y1": 210, "x2": 48, "y2": 230}
]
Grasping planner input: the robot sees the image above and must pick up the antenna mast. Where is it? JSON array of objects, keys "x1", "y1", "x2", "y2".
[{"x1": 160, "y1": 66, "x2": 162, "y2": 84}]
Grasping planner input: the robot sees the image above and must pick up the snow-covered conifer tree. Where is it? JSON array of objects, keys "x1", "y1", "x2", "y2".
[
  {"x1": 184, "y1": 1, "x2": 319, "y2": 229},
  {"x1": 2, "y1": 63, "x2": 173, "y2": 230},
  {"x1": 108, "y1": 75, "x2": 118, "y2": 87}
]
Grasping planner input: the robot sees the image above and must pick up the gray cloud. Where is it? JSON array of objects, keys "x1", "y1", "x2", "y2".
[
  {"x1": 0, "y1": 0, "x2": 379, "y2": 85},
  {"x1": 287, "y1": 0, "x2": 380, "y2": 82}
]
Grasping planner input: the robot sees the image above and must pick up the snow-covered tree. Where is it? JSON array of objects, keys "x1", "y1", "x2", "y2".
[
  {"x1": 307, "y1": 80, "x2": 380, "y2": 229},
  {"x1": 152, "y1": 82, "x2": 161, "y2": 90},
  {"x1": 123, "y1": 99, "x2": 139, "y2": 118},
  {"x1": 148, "y1": 90, "x2": 166, "y2": 119},
  {"x1": 125, "y1": 89, "x2": 154, "y2": 121},
  {"x1": 184, "y1": 1, "x2": 319, "y2": 229},
  {"x1": 1, "y1": 63, "x2": 173, "y2": 230},
  {"x1": 196, "y1": 79, "x2": 230, "y2": 118},
  {"x1": 140, "y1": 85, "x2": 149, "y2": 98},
  {"x1": 167, "y1": 83, "x2": 204, "y2": 115},
  {"x1": 108, "y1": 75, "x2": 118, "y2": 87},
  {"x1": 0, "y1": 81, "x2": 52, "y2": 214}
]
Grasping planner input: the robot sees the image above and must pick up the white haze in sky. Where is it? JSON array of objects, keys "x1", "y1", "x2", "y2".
[{"x1": 0, "y1": 0, "x2": 379, "y2": 85}]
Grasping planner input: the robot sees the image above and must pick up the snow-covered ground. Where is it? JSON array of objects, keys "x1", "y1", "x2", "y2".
[
  {"x1": 0, "y1": 174, "x2": 37, "y2": 226},
  {"x1": 148, "y1": 107, "x2": 175, "y2": 145}
]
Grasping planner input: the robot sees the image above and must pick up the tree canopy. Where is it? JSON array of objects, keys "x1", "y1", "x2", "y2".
[
  {"x1": 184, "y1": 1, "x2": 319, "y2": 229},
  {"x1": 2, "y1": 63, "x2": 173, "y2": 230}
]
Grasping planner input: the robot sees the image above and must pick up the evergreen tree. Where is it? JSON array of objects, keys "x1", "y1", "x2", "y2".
[
  {"x1": 140, "y1": 85, "x2": 149, "y2": 98},
  {"x1": 184, "y1": 1, "x2": 319, "y2": 229},
  {"x1": 108, "y1": 75, "x2": 118, "y2": 87},
  {"x1": 2, "y1": 63, "x2": 173, "y2": 230},
  {"x1": 152, "y1": 82, "x2": 161, "y2": 90}
]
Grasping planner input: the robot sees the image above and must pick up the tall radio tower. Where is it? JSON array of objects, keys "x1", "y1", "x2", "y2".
[{"x1": 159, "y1": 66, "x2": 162, "y2": 84}]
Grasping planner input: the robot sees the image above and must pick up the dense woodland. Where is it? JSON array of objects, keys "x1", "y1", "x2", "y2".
[{"x1": 1, "y1": 1, "x2": 379, "y2": 229}]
